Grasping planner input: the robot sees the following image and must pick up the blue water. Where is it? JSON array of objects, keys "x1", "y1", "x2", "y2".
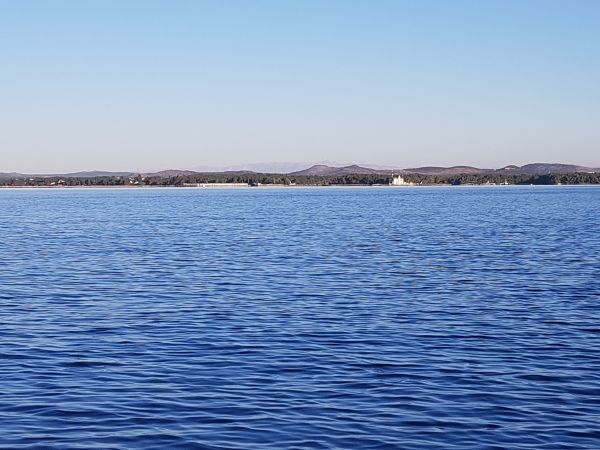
[{"x1": 1, "y1": 186, "x2": 599, "y2": 449}]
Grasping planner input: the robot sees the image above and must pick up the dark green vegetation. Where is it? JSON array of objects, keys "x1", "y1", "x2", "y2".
[
  {"x1": 442, "y1": 172, "x2": 600, "y2": 186},
  {"x1": 1, "y1": 172, "x2": 600, "y2": 187}
]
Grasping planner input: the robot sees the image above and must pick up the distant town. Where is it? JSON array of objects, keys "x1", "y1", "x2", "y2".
[{"x1": 1, "y1": 163, "x2": 599, "y2": 187}]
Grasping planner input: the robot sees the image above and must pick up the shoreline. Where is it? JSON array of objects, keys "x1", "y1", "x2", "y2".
[{"x1": 1, "y1": 184, "x2": 599, "y2": 190}]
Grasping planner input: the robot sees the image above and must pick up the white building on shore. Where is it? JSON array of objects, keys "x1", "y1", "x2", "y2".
[
  {"x1": 390, "y1": 174, "x2": 414, "y2": 186},
  {"x1": 183, "y1": 182, "x2": 249, "y2": 188}
]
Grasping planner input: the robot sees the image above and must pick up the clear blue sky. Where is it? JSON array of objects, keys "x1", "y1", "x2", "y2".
[{"x1": 1, "y1": 0, "x2": 599, "y2": 172}]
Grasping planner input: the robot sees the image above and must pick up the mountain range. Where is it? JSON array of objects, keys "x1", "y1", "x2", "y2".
[
  {"x1": 288, "y1": 163, "x2": 599, "y2": 176},
  {"x1": 1, "y1": 163, "x2": 598, "y2": 179}
]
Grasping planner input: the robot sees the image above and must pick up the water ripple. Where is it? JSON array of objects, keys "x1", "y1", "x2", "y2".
[{"x1": 0, "y1": 186, "x2": 599, "y2": 449}]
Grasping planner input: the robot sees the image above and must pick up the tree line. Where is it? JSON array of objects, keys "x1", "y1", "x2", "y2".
[{"x1": 1, "y1": 172, "x2": 600, "y2": 187}]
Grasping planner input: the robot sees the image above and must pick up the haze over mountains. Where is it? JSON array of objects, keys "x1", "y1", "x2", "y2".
[
  {"x1": 1, "y1": 163, "x2": 598, "y2": 179},
  {"x1": 0, "y1": 170, "x2": 135, "y2": 179}
]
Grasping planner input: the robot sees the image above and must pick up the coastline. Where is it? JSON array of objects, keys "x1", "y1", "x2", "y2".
[{"x1": 1, "y1": 184, "x2": 598, "y2": 190}]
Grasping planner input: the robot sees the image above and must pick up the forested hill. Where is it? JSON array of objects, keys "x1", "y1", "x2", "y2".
[{"x1": 1, "y1": 171, "x2": 600, "y2": 187}]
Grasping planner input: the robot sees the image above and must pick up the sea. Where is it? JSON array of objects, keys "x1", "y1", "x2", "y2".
[{"x1": 1, "y1": 186, "x2": 599, "y2": 449}]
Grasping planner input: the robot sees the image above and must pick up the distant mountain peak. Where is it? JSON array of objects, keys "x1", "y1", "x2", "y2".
[
  {"x1": 402, "y1": 165, "x2": 483, "y2": 175},
  {"x1": 288, "y1": 164, "x2": 379, "y2": 176},
  {"x1": 142, "y1": 169, "x2": 198, "y2": 177}
]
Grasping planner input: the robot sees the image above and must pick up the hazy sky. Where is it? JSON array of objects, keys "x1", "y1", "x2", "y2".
[{"x1": 1, "y1": 0, "x2": 599, "y2": 172}]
